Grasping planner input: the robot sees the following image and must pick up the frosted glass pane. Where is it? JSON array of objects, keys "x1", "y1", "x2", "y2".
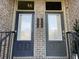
[
  {"x1": 48, "y1": 14, "x2": 62, "y2": 41},
  {"x1": 17, "y1": 14, "x2": 32, "y2": 41}
]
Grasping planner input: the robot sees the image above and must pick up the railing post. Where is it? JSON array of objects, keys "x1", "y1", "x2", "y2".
[
  {"x1": 76, "y1": 39, "x2": 79, "y2": 59},
  {"x1": 0, "y1": 31, "x2": 15, "y2": 59},
  {"x1": 66, "y1": 32, "x2": 79, "y2": 59},
  {"x1": 66, "y1": 32, "x2": 70, "y2": 59}
]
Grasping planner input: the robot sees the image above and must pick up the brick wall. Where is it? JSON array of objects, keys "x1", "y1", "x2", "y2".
[
  {"x1": 0, "y1": 0, "x2": 14, "y2": 31},
  {"x1": 65, "y1": 0, "x2": 79, "y2": 59},
  {"x1": 0, "y1": 0, "x2": 14, "y2": 59},
  {"x1": 66, "y1": 0, "x2": 79, "y2": 31},
  {"x1": 0, "y1": 0, "x2": 79, "y2": 59}
]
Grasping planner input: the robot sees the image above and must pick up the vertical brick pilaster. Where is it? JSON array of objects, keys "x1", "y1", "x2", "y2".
[{"x1": 34, "y1": 0, "x2": 46, "y2": 58}]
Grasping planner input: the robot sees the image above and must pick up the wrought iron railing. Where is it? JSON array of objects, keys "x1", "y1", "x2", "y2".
[
  {"x1": 66, "y1": 32, "x2": 79, "y2": 59},
  {"x1": 0, "y1": 31, "x2": 15, "y2": 59},
  {"x1": 0, "y1": 31, "x2": 79, "y2": 59}
]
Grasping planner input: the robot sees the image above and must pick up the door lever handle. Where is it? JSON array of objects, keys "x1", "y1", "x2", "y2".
[
  {"x1": 37, "y1": 18, "x2": 39, "y2": 28},
  {"x1": 41, "y1": 18, "x2": 43, "y2": 28}
]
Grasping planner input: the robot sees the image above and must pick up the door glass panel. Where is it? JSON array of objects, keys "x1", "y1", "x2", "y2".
[
  {"x1": 17, "y1": 14, "x2": 32, "y2": 41},
  {"x1": 48, "y1": 14, "x2": 62, "y2": 41}
]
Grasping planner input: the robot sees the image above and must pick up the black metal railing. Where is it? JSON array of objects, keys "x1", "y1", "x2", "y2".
[
  {"x1": 66, "y1": 32, "x2": 79, "y2": 59},
  {"x1": 0, "y1": 31, "x2": 79, "y2": 59},
  {"x1": 0, "y1": 31, "x2": 15, "y2": 59}
]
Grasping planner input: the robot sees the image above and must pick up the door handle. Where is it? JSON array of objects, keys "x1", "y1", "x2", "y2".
[
  {"x1": 41, "y1": 18, "x2": 43, "y2": 28},
  {"x1": 37, "y1": 18, "x2": 39, "y2": 28}
]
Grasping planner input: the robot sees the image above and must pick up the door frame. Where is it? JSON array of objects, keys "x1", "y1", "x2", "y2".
[
  {"x1": 45, "y1": 12, "x2": 68, "y2": 57},
  {"x1": 12, "y1": 11, "x2": 35, "y2": 58}
]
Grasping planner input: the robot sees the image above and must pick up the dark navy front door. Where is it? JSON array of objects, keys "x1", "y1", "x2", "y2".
[
  {"x1": 13, "y1": 12, "x2": 34, "y2": 57},
  {"x1": 46, "y1": 13, "x2": 67, "y2": 56}
]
